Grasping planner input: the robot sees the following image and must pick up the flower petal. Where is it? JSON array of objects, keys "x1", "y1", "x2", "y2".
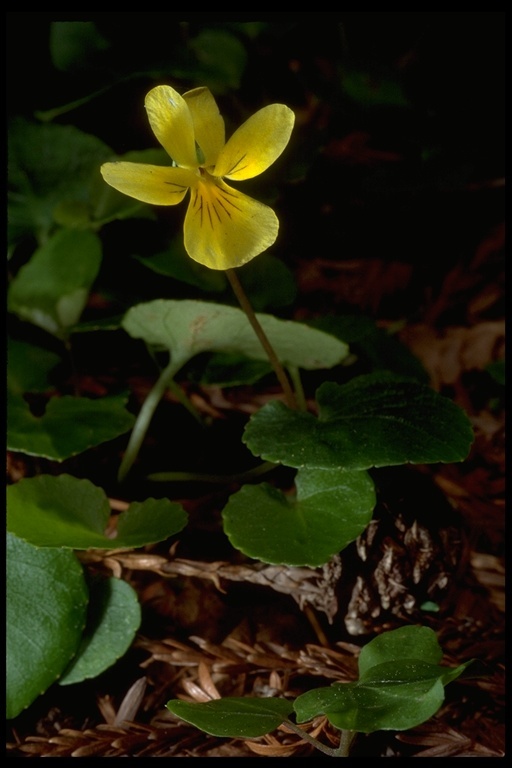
[
  {"x1": 144, "y1": 86, "x2": 198, "y2": 169},
  {"x1": 184, "y1": 176, "x2": 279, "y2": 269},
  {"x1": 183, "y1": 87, "x2": 225, "y2": 168},
  {"x1": 101, "y1": 162, "x2": 196, "y2": 205},
  {"x1": 214, "y1": 104, "x2": 295, "y2": 181}
]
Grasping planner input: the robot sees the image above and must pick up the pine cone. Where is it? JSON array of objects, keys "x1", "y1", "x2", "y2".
[{"x1": 339, "y1": 466, "x2": 466, "y2": 635}]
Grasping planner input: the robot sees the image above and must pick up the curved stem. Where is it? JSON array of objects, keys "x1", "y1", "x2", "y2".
[
  {"x1": 225, "y1": 268, "x2": 297, "y2": 410},
  {"x1": 282, "y1": 721, "x2": 355, "y2": 757},
  {"x1": 118, "y1": 359, "x2": 179, "y2": 482}
]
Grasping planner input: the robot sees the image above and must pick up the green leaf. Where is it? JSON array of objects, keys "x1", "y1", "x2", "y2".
[
  {"x1": 122, "y1": 299, "x2": 349, "y2": 373},
  {"x1": 196, "y1": 352, "x2": 272, "y2": 387},
  {"x1": 7, "y1": 474, "x2": 188, "y2": 549},
  {"x1": 133, "y1": 236, "x2": 227, "y2": 292},
  {"x1": 8, "y1": 228, "x2": 102, "y2": 337},
  {"x1": 7, "y1": 391, "x2": 135, "y2": 461},
  {"x1": 114, "y1": 498, "x2": 188, "y2": 548},
  {"x1": 69, "y1": 315, "x2": 124, "y2": 333},
  {"x1": 8, "y1": 118, "x2": 113, "y2": 245},
  {"x1": 486, "y1": 359, "x2": 505, "y2": 386},
  {"x1": 222, "y1": 467, "x2": 375, "y2": 566},
  {"x1": 294, "y1": 661, "x2": 446, "y2": 733},
  {"x1": 7, "y1": 338, "x2": 62, "y2": 394},
  {"x1": 358, "y1": 625, "x2": 443, "y2": 676},
  {"x1": 312, "y1": 315, "x2": 428, "y2": 381},
  {"x1": 166, "y1": 697, "x2": 293, "y2": 738},
  {"x1": 342, "y1": 66, "x2": 409, "y2": 107},
  {"x1": 91, "y1": 148, "x2": 167, "y2": 225},
  {"x1": 243, "y1": 373, "x2": 474, "y2": 470},
  {"x1": 50, "y1": 21, "x2": 110, "y2": 73},
  {"x1": 189, "y1": 28, "x2": 247, "y2": 92},
  {"x1": 293, "y1": 626, "x2": 472, "y2": 733},
  {"x1": 134, "y1": 249, "x2": 296, "y2": 309},
  {"x1": 59, "y1": 578, "x2": 141, "y2": 685},
  {"x1": 6, "y1": 533, "x2": 88, "y2": 719},
  {"x1": 237, "y1": 254, "x2": 297, "y2": 311}
]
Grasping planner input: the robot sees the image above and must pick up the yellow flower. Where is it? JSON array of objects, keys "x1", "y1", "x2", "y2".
[{"x1": 101, "y1": 85, "x2": 295, "y2": 270}]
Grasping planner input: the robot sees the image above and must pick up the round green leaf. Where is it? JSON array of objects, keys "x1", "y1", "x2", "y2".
[
  {"x1": 166, "y1": 697, "x2": 293, "y2": 738},
  {"x1": 222, "y1": 467, "x2": 376, "y2": 566},
  {"x1": 122, "y1": 299, "x2": 349, "y2": 373},
  {"x1": 244, "y1": 374, "x2": 474, "y2": 470},
  {"x1": 59, "y1": 578, "x2": 141, "y2": 685},
  {"x1": 7, "y1": 474, "x2": 188, "y2": 549},
  {"x1": 6, "y1": 532, "x2": 88, "y2": 719}
]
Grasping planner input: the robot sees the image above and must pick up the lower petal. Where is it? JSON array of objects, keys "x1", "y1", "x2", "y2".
[
  {"x1": 183, "y1": 178, "x2": 279, "y2": 270},
  {"x1": 101, "y1": 162, "x2": 196, "y2": 206}
]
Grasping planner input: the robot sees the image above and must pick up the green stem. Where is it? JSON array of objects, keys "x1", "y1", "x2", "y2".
[
  {"x1": 338, "y1": 729, "x2": 357, "y2": 756},
  {"x1": 225, "y1": 268, "x2": 297, "y2": 410},
  {"x1": 287, "y1": 365, "x2": 307, "y2": 411},
  {"x1": 118, "y1": 359, "x2": 179, "y2": 482},
  {"x1": 147, "y1": 460, "x2": 277, "y2": 484},
  {"x1": 167, "y1": 378, "x2": 204, "y2": 424},
  {"x1": 282, "y1": 721, "x2": 355, "y2": 757}
]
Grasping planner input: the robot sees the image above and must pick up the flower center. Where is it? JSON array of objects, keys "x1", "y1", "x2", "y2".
[{"x1": 189, "y1": 174, "x2": 241, "y2": 231}]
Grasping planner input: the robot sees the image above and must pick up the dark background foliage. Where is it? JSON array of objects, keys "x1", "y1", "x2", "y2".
[{"x1": 7, "y1": 12, "x2": 505, "y2": 319}]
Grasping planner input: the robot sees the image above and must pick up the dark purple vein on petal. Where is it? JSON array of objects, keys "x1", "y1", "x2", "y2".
[
  {"x1": 223, "y1": 153, "x2": 249, "y2": 177},
  {"x1": 193, "y1": 182, "x2": 246, "y2": 231}
]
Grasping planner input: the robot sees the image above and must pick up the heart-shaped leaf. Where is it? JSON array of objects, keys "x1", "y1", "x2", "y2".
[
  {"x1": 7, "y1": 391, "x2": 135, "y2": 461},
  {"x1": 6, "y1": 532, "x2": 88, "y2": 719},
  {"x1": 244, "y1": 374, "x2": 474, "y2": 470},
  {"x1": 7, "y1": 474, "x2": 188, "y2": 549},
  {"x1": 294, "y1": 661, "x2": 447, "y2": 733},
  {"x1": 122, "y1": 299, "x2": 349, "y2": 373},
  {"x1": 222, "y1": 467, "x2": 376, "y2": 566},
  {"x1": 8, "y1": 228, "x2": 102, "y2": 337},
  {"x1": 59, "y1": 577, "x2": 141, "y2": 685},
  {"x1": 166, "y1": 697, "x2": 293, "y2": 738},
  {"x1": 293, "y1": 625, "x2": 471, "y2": 733}
]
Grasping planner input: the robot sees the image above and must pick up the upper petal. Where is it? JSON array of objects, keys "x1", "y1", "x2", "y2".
[
  {"x1": 144, "y1": 86, "x2": 198, "y2": 169},
  {"x1": 183, "y1": 87, "x2": 225, "y2": 168},
  {"x1": 101, "y1": 162, "x2": 197, "y2": 205},
  {"x1": 214, "y1": 104, "x2": 295, "y2": 180},
  {"x1": 184, "y1": 176, "x2": 279, "y2": 269}
]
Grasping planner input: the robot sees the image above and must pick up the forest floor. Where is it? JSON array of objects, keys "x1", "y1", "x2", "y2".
[{"x1": 6, "y1": 222, "x2": 505, "y2": 758}]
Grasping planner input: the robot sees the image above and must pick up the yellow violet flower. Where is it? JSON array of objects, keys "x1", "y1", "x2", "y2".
[{"x1": 101, "y1": 85, "x2": 295, "y2": 270}]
